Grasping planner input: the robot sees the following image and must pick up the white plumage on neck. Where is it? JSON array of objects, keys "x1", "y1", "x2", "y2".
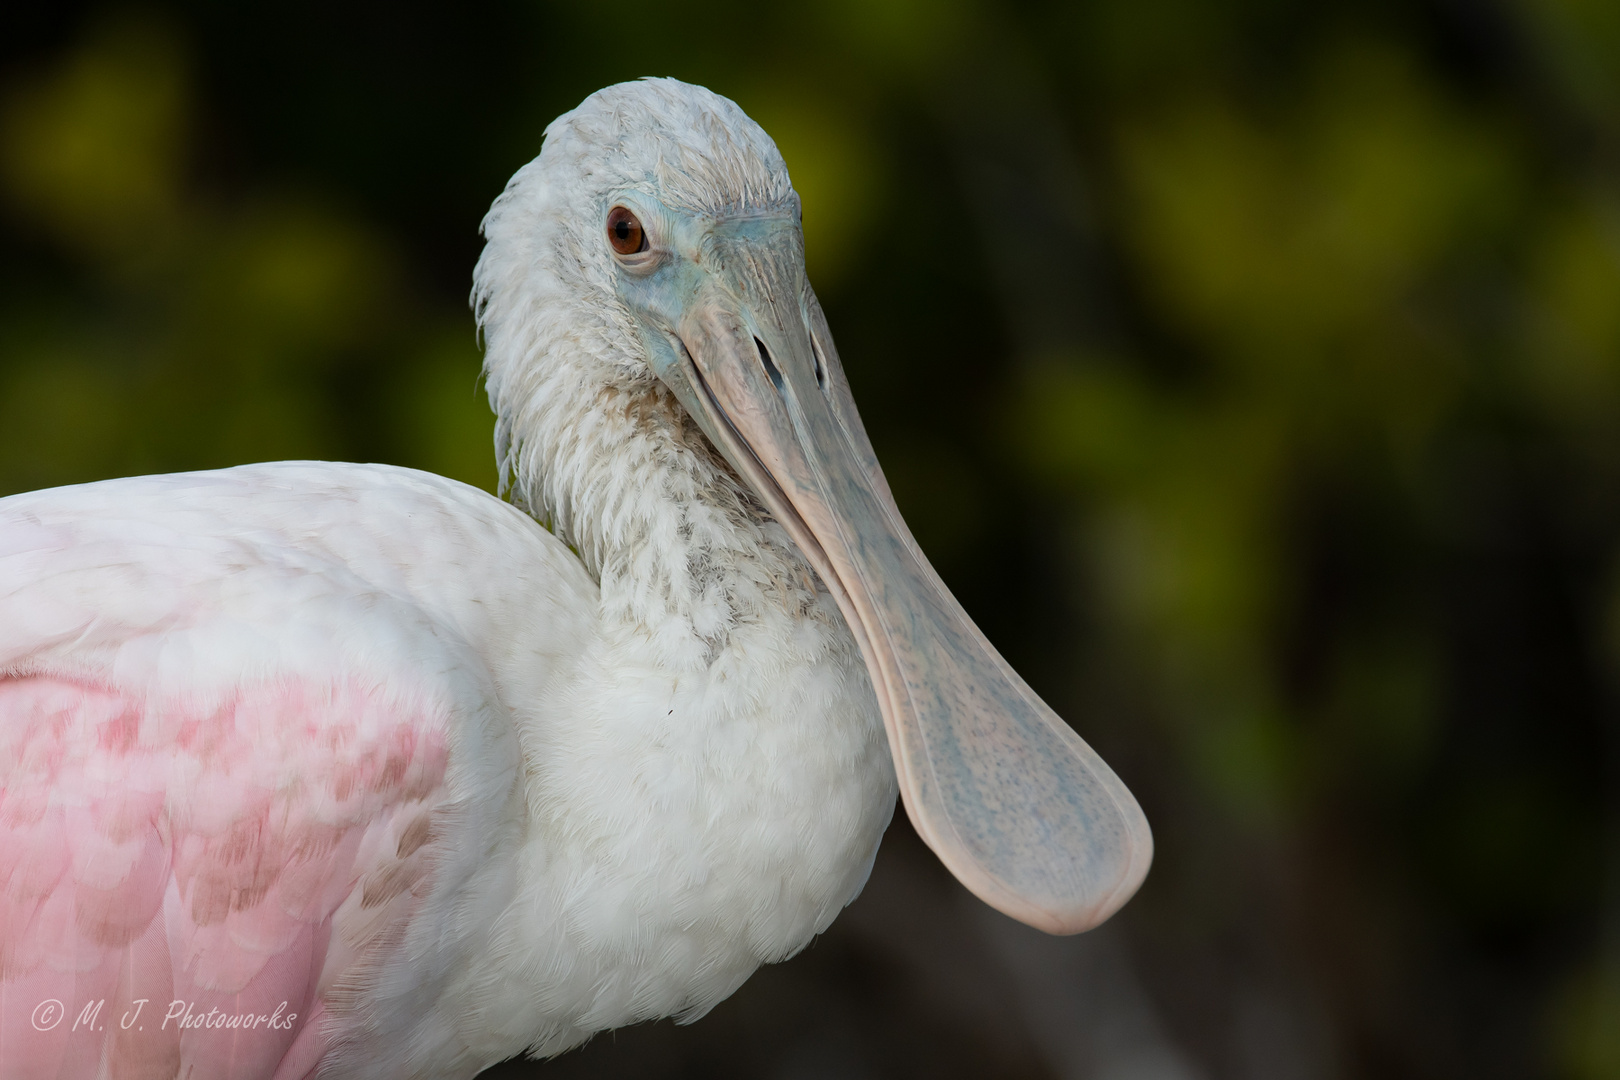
[{"x1": 462, "y1": 392, "x2": 893, "y2": 1058}]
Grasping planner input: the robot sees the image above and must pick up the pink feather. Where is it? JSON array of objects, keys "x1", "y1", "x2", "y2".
[{"x1": 0, "y1": 675, "x2": 449, "y2": 1080}]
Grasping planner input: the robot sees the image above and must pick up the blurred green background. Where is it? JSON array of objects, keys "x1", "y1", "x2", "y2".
[{"x1": 3, "y1": 1, "x2": 1617, "y2": 1077}]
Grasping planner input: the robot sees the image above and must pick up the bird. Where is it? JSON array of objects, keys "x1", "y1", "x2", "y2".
[{"x1": 0, "y1": 78, "x2": 1151, "y2": 1079}]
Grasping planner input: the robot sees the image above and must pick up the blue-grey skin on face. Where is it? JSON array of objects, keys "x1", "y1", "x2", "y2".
[{"x1": 608, "y1": 191, "x2": 1152, "y2": 935}]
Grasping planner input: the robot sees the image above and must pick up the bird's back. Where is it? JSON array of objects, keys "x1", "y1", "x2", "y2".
[{"x1": 0, "y1": 463, "x2": 596, "y2": 1080}]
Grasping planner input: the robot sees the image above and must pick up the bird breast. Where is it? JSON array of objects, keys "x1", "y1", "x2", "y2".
[{"x1": 466, "y1": 478, "x2": 897, "y2": 1061}]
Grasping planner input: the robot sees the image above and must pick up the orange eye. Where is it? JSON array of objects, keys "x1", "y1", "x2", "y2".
[{"x1": 606, "y1": 206, "x2": 646, "y2": 255}]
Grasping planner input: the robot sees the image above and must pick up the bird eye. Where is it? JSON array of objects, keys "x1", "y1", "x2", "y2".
[{"x1": 606, "y1": 206, "x2": 647, "y2": 255}]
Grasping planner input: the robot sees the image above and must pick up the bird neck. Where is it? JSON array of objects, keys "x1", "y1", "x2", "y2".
[
  {"x1": 466, "y1": 335, "x2": 897, "y2": 1052},
  {"x1": 496, "y1": 346, "x2": 825, "y2": 662}
]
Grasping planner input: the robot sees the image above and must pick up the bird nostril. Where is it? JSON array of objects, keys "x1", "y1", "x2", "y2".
[
  {"x1": 754, "y1": 338, "x2": 785, "y2": 397},
  {"x1": 810, "y1": 338, "x2": 827, "y2": 391}
]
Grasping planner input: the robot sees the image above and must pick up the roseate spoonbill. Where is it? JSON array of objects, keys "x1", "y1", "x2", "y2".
[{"x1": 0, "y1": 78, "x2": 1151, "y2": 1079}]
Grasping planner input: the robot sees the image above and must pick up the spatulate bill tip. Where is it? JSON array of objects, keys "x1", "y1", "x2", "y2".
[{"x1": 902, "y1": 775, "x2": 1154, "y2": 936}]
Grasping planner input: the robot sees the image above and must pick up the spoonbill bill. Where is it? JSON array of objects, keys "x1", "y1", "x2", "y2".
[{"x1": 0, "y1": 78, "x2": 1151, "y2": 1079}]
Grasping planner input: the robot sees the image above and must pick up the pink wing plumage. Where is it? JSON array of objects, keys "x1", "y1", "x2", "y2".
[
  {"x1": 0, "y1": 675, "x2": 449, "y2": 1080},
  {"x1": 0, "y1": 466, "x2": 554, "y2": 1080}
]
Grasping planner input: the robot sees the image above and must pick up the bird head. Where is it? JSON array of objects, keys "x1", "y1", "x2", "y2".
[{"x1": 474, "y1": 78, "x2": 1151, "y2": 936}]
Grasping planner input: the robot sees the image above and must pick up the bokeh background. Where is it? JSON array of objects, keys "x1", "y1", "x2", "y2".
[{"x1": 3, "y1": 1, "x2": 1618, "y2": 1076}]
